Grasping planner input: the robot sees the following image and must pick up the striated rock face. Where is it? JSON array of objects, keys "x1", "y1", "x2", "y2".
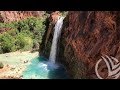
[
  {"x1": 0, "y1": 11, "x2": 44, "y2": 23},
  {"x1": 41, "y1": 11, "x2": 120, "y2": 79},
  {"x1": 59, "y1": 11, "x2": 120, "y2": 79}
]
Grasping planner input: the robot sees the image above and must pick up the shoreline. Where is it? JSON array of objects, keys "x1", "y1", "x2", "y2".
[{"x1": 0, "y1": 51, "x2": 39, "y2": 79}]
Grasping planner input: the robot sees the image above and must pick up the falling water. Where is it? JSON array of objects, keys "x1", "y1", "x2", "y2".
[
  {"x1": 49, "y1": 16, "x2": 64, "y2": 64},
  {"x1": 22, "y1": 16, "x2": 69, "y2": 79}
]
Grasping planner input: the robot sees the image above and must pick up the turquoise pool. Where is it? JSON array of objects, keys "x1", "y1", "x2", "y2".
[{"x1": 22, "y1": 56, "x2": 69, "y2": 79}]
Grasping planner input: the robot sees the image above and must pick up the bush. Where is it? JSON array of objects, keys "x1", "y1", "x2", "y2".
[
  {"x1": 22, "y1": 36, "x2": 33, "y2": 51},
  {"x1": 0, "y1": 33, "x2": 16, "y2": 53},
  {"x1": 7, "y1": 29, "x2": 19, "y2": 36},
  {"x1": 0, "y1": 46, "x2": 3, "y2": 54},
  {"x1": 0, "y1": 16, "x2": 46, "y2": 53},
  {"x1": 15, "y1": 17, "x2": 46, "y2": 44},
  {"x1": 15, "y1": 33, "x2": 33, "y2": 51},
  {"x1": 16, "y1": 21, "x2": 30, "y2": 32},
  {"x1": 0, "y1": 22, "x2": 17, "y2": 29},
  {"x1": 31, "y1": 17, "x2": 46, "y2": 43},
  {"x1": 32, "y1": 39, "x2": 39, "y2": 50},
  {"x1": 0, "y1": 62, "x2": 4, "y2": 69}
]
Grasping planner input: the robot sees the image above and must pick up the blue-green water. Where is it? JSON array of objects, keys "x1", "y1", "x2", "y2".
[{"x1": 22, "y1": 57, "x2": 69, "y2": 79}]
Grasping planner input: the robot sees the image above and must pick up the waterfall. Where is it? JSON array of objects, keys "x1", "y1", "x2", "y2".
[{"x1": 49, "y1": 16, "x2": 64, "y2": 64}]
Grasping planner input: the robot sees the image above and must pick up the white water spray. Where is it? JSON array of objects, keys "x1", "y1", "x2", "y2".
[{"x1": 49, "y1": 16, "x2": 64, "y2": 64}]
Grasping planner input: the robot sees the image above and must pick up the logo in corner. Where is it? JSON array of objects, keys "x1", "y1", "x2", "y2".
[{"x1": 95, "y1": 55, "x2": 120, "y2": 79}]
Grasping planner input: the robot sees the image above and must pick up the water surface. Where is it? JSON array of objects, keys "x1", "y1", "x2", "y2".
[{"x1": 22, "y1": 56, "x2": 69, "y2": 79}]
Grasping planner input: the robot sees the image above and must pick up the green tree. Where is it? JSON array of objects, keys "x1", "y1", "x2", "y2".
[{"x1": 0, "y1": 33, "x2": 16, "y2": 53}]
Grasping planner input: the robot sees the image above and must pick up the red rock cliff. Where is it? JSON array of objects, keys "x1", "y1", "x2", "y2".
[
  {"x1": 0, "y1": 11, "x2": 44, "y2": 23},
  {"x1": 59, "y1": 11, "x2": 120, "y2": 79},
  {"x1": 41, "y1": 11, "x2": 120, "y2": 79}
]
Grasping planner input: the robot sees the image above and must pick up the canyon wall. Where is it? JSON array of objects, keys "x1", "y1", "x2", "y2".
[
  {"x1": 0, "y1": 11, "x2": 44, "y2": 23},
  {"x1": 41, "y1": 11, "x2": 120, "y2": 79}
]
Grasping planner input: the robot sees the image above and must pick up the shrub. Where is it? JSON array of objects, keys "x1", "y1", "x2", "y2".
[
  {"x1": 0, "y1": 22, "x2": 17, "y2": 29},
  {"x1": 0, "y1": 33, "x2": 16, "y2": 53},
  {"x1": 16, "y1": 21, "x2": 30, "y2": 32},
  {"x1": 32, "y1": 39, "x2": 39, "y2": 50},
  {"x1": 0, "y1": 16, "x2": 46, "y2": 53},
  {"x1": 22, "y1": 36, "x2": 33, "y2": 51},
  {"x1": 0, "y1": 62, "x2": 4, "y2": 69},
  {"x1": 15, "y1": 33, "x2": 33, "y2": 51},
  {"x1": 20, "y1": 30, "x2": 34, "y2": 38},
  {"x1": 0, "y1": 46, "x2": 3, "y2": 54},
  {"x1": 31, "y1": 18, "x2": 46, "y2": 43},
  {"x1": 7, "y1": 29, "x2": 19, "y2": 36},
  {"x1": 15, "y1": 17, "x2": 46, "y2": 44}
]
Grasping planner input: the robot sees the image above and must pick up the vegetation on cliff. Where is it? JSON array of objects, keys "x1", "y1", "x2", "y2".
[{"x1": 0, "y1": 17, "x2": 46, "y2": 54}]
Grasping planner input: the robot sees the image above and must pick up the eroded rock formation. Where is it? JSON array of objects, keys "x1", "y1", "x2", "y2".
[
  {"x1": 41, "y1": 11, "x2": 120, "y2": 79},
  {"x1": 0, "y1": 11, "x2": 44, "y2": 23},
  {"x1": 59, "y1": 11, "x2": 120, "y2": 79}
]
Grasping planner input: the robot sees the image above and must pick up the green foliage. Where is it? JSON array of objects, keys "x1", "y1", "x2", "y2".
[
  {"x1": 0, "y1": 22, "x2": 17, "y2": 29},
  {"x1": 61, "y1": 11, "x2": 68, "y2": 17},
  {"x1": 16, "y1": 21, "x2": 30, "y2": 31},
  {"x1": 27, "y1": 17, "x2": 46, "y2": 43},
  {"x1": 15, "y1": 17, "x2": 46, "y2": 43},
  {"x1": 0, "y1": 16, "x2": 46, "y2": 54},
  {"x1": 0, "y1": 62, "x2": 4, "y2": 69},
  {"x1": 0, "y1": 33, "x2": 16, "y2": 53},
  {"x1": 7, "y1": 29, "x2": 19, "y2": 36},
  {"x1": 15, "y1": 33, "x2": 33, "y2": 51}
]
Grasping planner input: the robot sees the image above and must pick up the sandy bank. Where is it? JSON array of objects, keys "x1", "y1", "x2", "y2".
[{"x1": 0, "y1": 51, "x2": 39, "y2": 79}]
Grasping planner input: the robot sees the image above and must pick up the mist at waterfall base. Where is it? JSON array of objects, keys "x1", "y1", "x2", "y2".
[{"x1": 22, "y1": 16, "x2": 69, "y2": 79}]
